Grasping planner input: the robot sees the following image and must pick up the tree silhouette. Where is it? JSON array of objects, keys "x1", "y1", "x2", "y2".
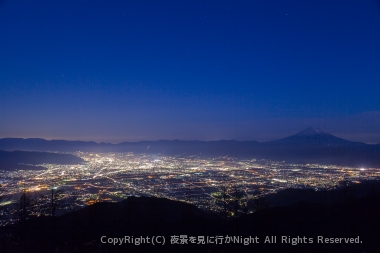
[
  {"x1": 17, "y1": 187, "x2": 34, "y2": 247},
  {"x1": 18, "y1": 188, "x2": 32, "y2": 223},
  {"x1": 251, "y1": 189, "x2": 267, "y2": 212},
  {"x1": 48, "y1": 186, "x2": 69, "y2": 217},
  {"x1": 216, "y1": 184, "x2": 231, "y2": 228},
  {"x1": 0, "y1": 183, "x2": 4, "y2": 207},
  {"x1": 0, "y1": 184, "x2": 8, "y2": 220},
  {"x1": 233, "y1": 184, "x2": 245, "y2": 218},
  {"x1": 340, "y1": 178, "x2": 352, "y2": 204}
]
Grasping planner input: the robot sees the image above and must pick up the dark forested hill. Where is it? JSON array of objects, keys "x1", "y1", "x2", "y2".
[{"x1": 0, "y1": 150, "x2": 83, "y2": 171}]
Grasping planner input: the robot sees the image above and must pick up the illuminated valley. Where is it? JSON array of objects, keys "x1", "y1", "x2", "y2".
[{"x1": 1, "y1": 152, "x2": 379, "y2": 226}]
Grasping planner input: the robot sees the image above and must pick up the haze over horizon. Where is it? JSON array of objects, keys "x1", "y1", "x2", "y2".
[
  {"x1": 1, "y1": 1, "x2": 380, "y2": 143},
  {"x1": 2, "y1": 125, "x2": 380, "y2": 145}
]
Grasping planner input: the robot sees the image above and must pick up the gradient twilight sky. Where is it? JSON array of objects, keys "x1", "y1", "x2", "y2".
[{"x1": 1, "y1": 0, "x2": 380, "y2": 143}]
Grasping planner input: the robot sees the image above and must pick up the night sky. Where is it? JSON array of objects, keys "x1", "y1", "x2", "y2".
[{"x1": 1, "y1": 0, "x2": 380, "y2": 143}]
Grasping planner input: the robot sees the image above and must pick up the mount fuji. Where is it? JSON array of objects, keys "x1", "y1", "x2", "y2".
[{"x1": 269, "y1": 127, "x2": 365, "y2": 147}]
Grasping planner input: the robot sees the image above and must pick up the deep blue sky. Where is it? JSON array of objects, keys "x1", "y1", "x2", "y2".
[{"x1": 1, "y1": 0, "x2": 380, "y2": 143}]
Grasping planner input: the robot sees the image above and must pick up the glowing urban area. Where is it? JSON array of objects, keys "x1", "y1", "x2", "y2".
[{"x1": 1, "y1": 152, "x2": 379, "y2": 226}]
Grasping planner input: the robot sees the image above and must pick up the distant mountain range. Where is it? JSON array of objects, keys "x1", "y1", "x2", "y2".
[{"x1": 1, "y1": 127, "x2": 379, "y2": 167}]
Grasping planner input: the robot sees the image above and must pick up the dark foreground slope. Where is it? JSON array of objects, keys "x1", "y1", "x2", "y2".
[
  {"x1": 265, "y1": 180, "x2": 380, "y2": 206},
  {"x1": 2, "y1": 183, "x2": 380, "y2": 253},
  {"x1": 0, "y1": 150, "x2": 84, "y2": 170}
]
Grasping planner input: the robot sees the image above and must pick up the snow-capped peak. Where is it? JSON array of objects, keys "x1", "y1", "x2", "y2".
[{"x1": 294, "y1": 127, "x2": 329, "y2": 137}]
